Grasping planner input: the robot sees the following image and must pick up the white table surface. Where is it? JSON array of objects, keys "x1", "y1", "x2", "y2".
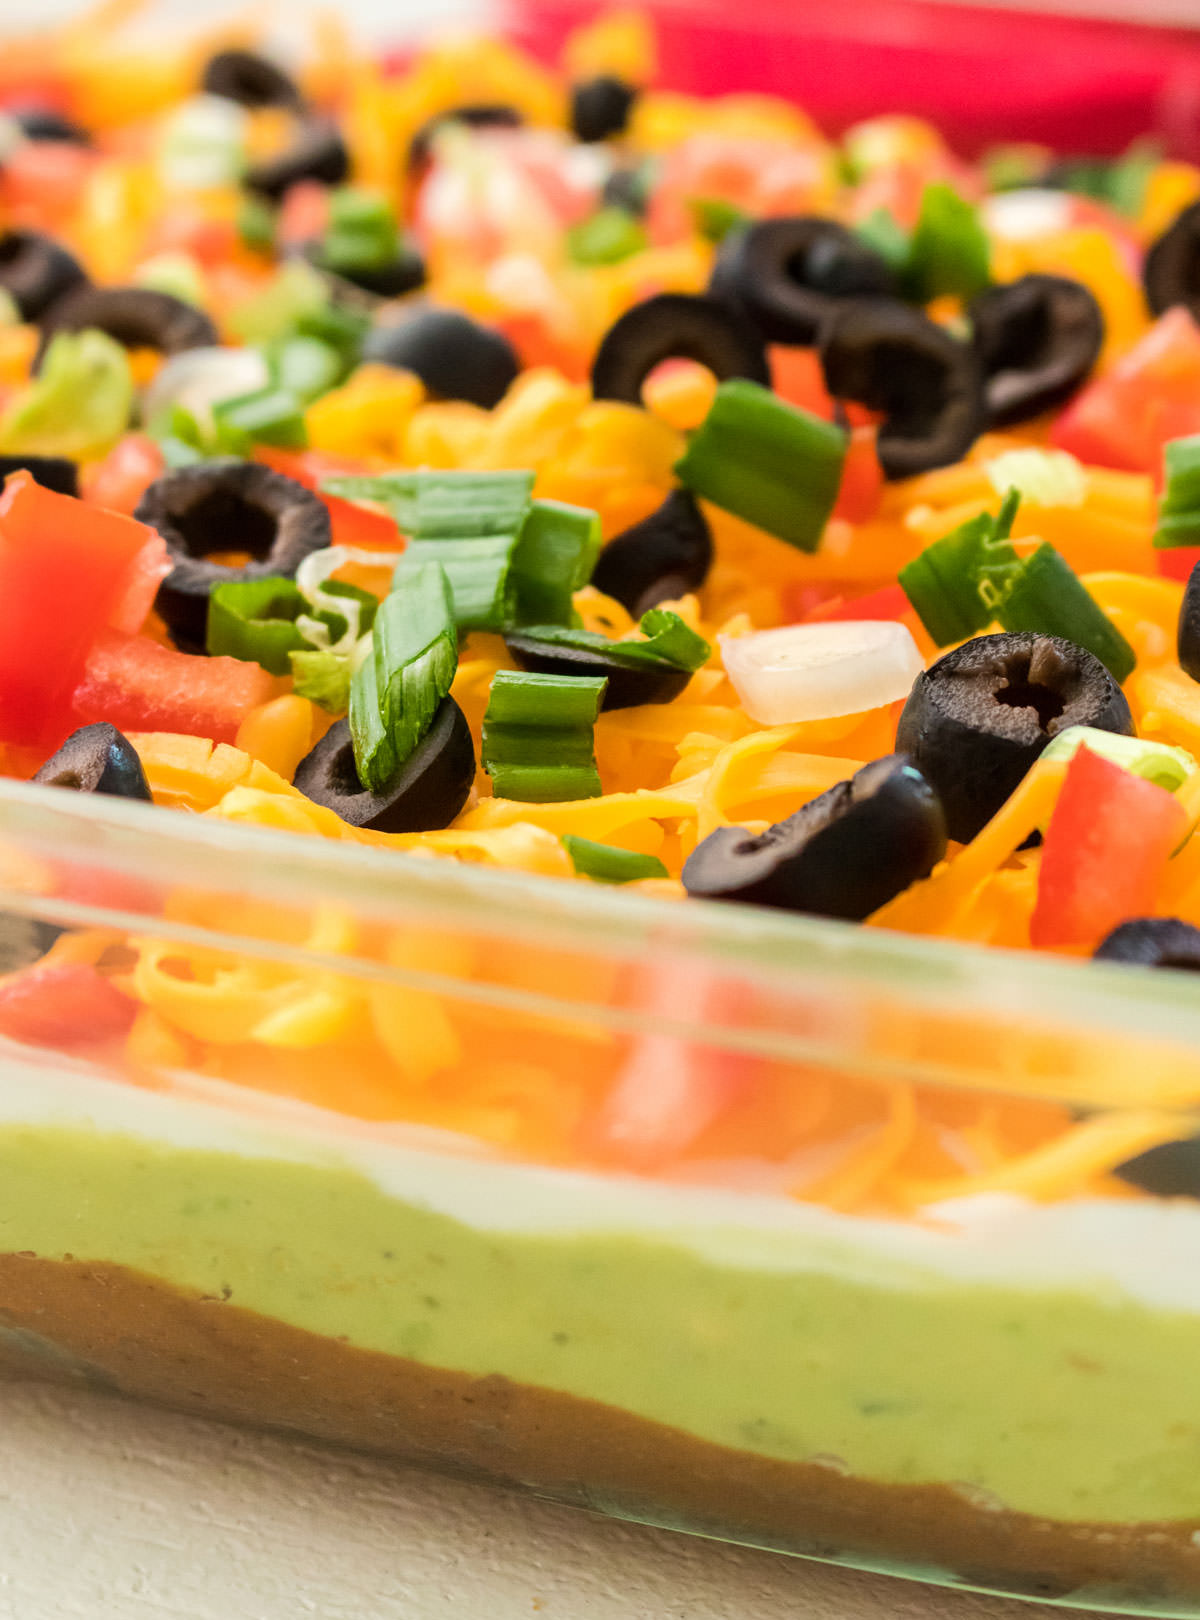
[{"x1": 0, "y1": 1377, "x2": 1106, "y2": 1620}]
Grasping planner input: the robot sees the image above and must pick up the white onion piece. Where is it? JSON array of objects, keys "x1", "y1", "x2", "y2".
[
  {"x1": 142, "y1": 346, "x2": 270, "y2": 433},
  {"x1": 720, "y1": 621, "x2": 924, "y2": 725},
  {"x1": 982, "y1": 188, "x2": 1073, "y2": 244}
]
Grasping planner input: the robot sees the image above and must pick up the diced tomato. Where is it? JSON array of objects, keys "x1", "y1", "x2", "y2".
[
  {"x1": 257, "y1": 447, "x2": 403, "y2": 549},
  {"x1": 583, "y1": 964, "x2": 757, "y2": 1170},
  {"x1": 71, "y1": 632, "x2": 279, "y2": 746},
  {"x1": 1157, "y1": 545, "x2": 1200, "y2": 584},
  {"x1": 1030, "y1": 745, "x2": 1189, "y2": 951},
  {"x1": 769, "y1": 347, "x2": 835, "y2": 419},
  {"x1": 0, "y1": 474, "x2": 169, "y2": 749},
  {"x1": 278, "y1": 181, "x2": 331, "y2": 248},
  {"x1": 805, "y1": 582, "x2": 911, "y2": 623},
  {"x1": 0, "y1": 962, "x2": 135, "y2": 1049},
  {"x1": 0, "y1": 140, "x2": 95, "y2": 228},
  {"x1": 1052, "y1": 308, "x2": 1200, "y2": 478},
  {"x1": 832, "y1": 424, "x2": 884, "y2": 523},
  {"x1": 82, "y1": 434, "x2": 166, "y2": 516}
]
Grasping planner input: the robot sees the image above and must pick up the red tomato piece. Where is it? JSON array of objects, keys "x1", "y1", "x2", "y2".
[
  {"x1": 1157, "y1": 546, "x2": 1200, "y2": 584},
  {"x1": 0, "y1": 473, "x2": 169, "y2": 749},
  {"x1": 806, "y1": 582, "x2": 910, "y2": 623},
  {"x1": 1030, "y1": 745, "x2": 1189, "y2": 951},
  {"x1": 1052, "y1": 308, "x2": 1200, "y2": 477},
  {"x1": 82, "y1": 434, "x2": 166, "y2": 517},
  {"x1": 769, "y1": 347, "x2": 835, "y2": 419},
  {"x1": 71, "y1": 632, "x2": 278, "y2": 745},
  {"x1": 278, "y1": 181, "x2": 331, "y2": 247},
  {"x1": 0, "y1": 961, "x2": 135, "y2": 1049},
  {"x1": 832, "y1": 424, "x2": 884, "y2": 523},
  {"x1": 0, "y1": 139, "x2": 95, "y2": 229}
]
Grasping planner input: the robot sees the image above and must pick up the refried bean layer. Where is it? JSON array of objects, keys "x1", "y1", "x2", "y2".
[{"x1": 0, "y1": 1250, "x2": 1198, "y2": 1607}]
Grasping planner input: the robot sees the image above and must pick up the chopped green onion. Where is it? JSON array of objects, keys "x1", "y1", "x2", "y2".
[
  {"x1": 513, "y1": 609, "x2": 711, "y2": 672},
  {"x1": 134, "y1": 251, "x2": 206, "y2": 308},
  {"x1": 399, "y1": 533, "x2": 520, "y2": 631},
  {"x1": 997, "y1": 542, "x2": 1136, "y2": 683},
  {"x1": 568, "y1": 207, "x2": 648, "y2": 265},
  {"x1": 510, "y1": 498, "x2": 601, "y2": 626},
  {"x1": 0, "y1": 329, "x2": 133, "y2": 461},
  {"x1": 562, "y1": 835, "x2": 668, "y2": 883},
  {"x1": 482, "y1": 671, "x2": 606, "y2": 802},
  {"x1": 689, "y1": 196, "x2": 749, "y2": 244},
  {"x1": 290, "y1": 648, "x2": 352, "y2": 713},
  {"x1": 228, "y1": 259, "x2": 329, "y2": 344},
  {"x1": 207, "y1": 578, "x2": 306, "y2": 674},
  {"x1": 211, "y1": 386, "x2": 308, "y2": 452},
  {"x1": 675, "y1": 379, "x2": 846, "y2": 553},
  {"x1": 350, "y1": 561, "x2": 458, "y2": 792},
  {"x1": 904, "y1": 182, "x2": 990, "y2": 303},
  {"x1": 318, "y1": 188, "x2": 400, "y2": 274},
  {"x1": 1153, "y1": 435, "x2": 1200, "y2": 549},
  {"x1": 1051, "y1": 140, "x2": 1161, "y2": 220},
  {"x1": 986, "y1": 447, "x2": 1086, "y2": 509},
  {"x1": 325, "y1": 469, "x2": 536, "y2": 538},
  {"x1": 898, "y1": 489, "x2": 1021, "y2": 646},
  {"x1": 854, "y1": 207, "x2": 911, "y2": 277},
  {"x1": 1040, "y1": 726, "x2": 1195, "y2": 792},
  {"x1": 237, "y1": 193, "x2": 277, "y2": 253},
  {"x1": 266, "y1": 334, "x2": 346, "y2": 403},
  {"x1": 981, "y1": 144, "x2": 1049, "y2": 194},
  {"x1": 293, "y1": 300, "x2": 369, "y2": 366}
]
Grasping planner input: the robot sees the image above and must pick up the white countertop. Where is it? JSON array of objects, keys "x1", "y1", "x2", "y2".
[{"x1": 0, "y1": 1378, "x2": 1102, "y2": 1620}]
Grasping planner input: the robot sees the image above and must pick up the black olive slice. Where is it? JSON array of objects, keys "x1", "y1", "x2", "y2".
[
  {"x1": 0, "y1": 454, "x2": 78, "y2": 495},
  {"x1": 504, "y1": 631, "x2": 692, "y2": 711},
  {"x1": 710, "y1": 218, "x2": 897, "y2": 347},
  {"x1": 1114, "y1": 1134, "x2": 1200, "y2": 1199},
  {"x1": 0, "y1": 230, "x2": 87, "y2": 323},
  {"x1": 302, "y1": 239, "x2": 426, "y2": 301},
  {"x1": 36, "y1": 284, "x2": 217, "y2": 363},
  {"x1": 571, "y1": 76, "x2": 638, "y2": 144},
  {"x1": 407, "y1": 104, "x2": 524, "y2": 173},
  {"x1": 895, "y1": 631, "x2": 1134, "y2": 844},
  {"x1": 601, "y1": 163, "x2": 652, "y2": 218},
  {"x1": 362, "y1": 308, "x2": 519, "y2": 408},
  {"x1": 201, "y1": 49, "x2": 303, "y2": 111},
  {"x1": 12, "y1": 107, "x2": 91, "y2": 146},
  {"x1": 244, "y1": 120, "x2": 350, "y2": 203},
  {"x1": 968, "y1": 274, "x2": 1103, "y2": 426},
  {"x1": 818, "y1": 298, "x2": 984, "y2": 479},
  {"x1": 682, "y1": 753, "x2": 946, "y2": 918},
  {"x1": 1178, "y1": 559, "x2": 1200, "y2": 683},
  {"x1": 1094, "y1": 917, "x2": 1200, "y2": 971},
  {"x1": 135, "y1": 460, "x2": 332, "y2": 650},
  {"x1": 590, "y1": 489, "x2": 713, "y2": 617},
  {"x1": 591, "y1": 292, "x2": 769, "y2": 407},
  {"x1": 1144, "y1": 200, "x2": 1200, "y2": 322},
  {"x1": 33, "y1": 722, "x2": 151, "y2": 802},
  {"x1": 293, "y1": 699, "x2": 475, "y2": 834}
]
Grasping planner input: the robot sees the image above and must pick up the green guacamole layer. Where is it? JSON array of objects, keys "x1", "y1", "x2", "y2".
[{"x1": 1, "y1": 1122, "x2": 1198, "y2": 1526}]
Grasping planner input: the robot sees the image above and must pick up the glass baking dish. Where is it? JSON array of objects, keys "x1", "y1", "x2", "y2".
[{"x1": 3, "y1": 775, "x2": 1200, "y2": 1616}]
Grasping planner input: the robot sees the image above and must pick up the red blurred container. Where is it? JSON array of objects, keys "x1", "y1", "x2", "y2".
[{"x1": 498, "y1": 0, "x2": 1200, "y2": 158}]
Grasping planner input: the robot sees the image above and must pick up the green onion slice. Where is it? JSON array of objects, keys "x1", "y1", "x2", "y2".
[
  {"x1": 482, "y1": 670, "x2": 606, "y2": 802},
  {"x1": 324, "y1": 469, "x2": 536, "y2": 538},
  {"x1": 212, "y1": 386, "x2": 307, "y2": 452},
  {"x1": 997, "y1": 543, "x2": 1136, "y2": 684},
  {"x1": 567, "y1": 207, "x2": 648, "y2": 266},
  {"x1": 905, "y1": 181, "x2": 991, "y2": 303},
  {"x1": 689, "y1": 196, "x2": 749, "y2": 244},
  {"x1": 349, "y1": 561, "x2": 458, "y2": 793},
  {"x1": 1153, "y1": 434, "x2": 1200, "y2": 550},
  {"x1": 676, "y1": 379, "x2": 846, "y2": 554},
  {"x1": 898, "y1": 488, "x2": 1021, "y2": 646},
  {"x1": 510, "y1": 498, "x2": 601, "y2": 627},
  {"x1": 1040, "y1": 726, "x2": 1195, "y2": 792},
  {"x1": 399, "y1": 533, "x2": 520, "y2": 632},
  {"x1": 513, "y1": 609, "x2": 711, "y2": 673},
  {"x1": 207, "y1": 573, "x2": 377, "y2": 676},
  {"x1": 290, "y1": 648, "x2": 352, "y2": 714},
  {"x1": 562, "y1": 835, "x2": 668, "y2": 883}
]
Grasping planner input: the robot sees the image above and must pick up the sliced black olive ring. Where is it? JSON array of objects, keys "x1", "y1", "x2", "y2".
[
  {"x1": 969, "y1": 273, "x2": 1104, "y2": 426},
  {"x1": 682, "y1": 753, "x2": 947, "y2": 919},
  {"x1": 1094, "y1": 916, "x2": 1200, "y2": 972},
  {"x1": 294, "y1": 699, "x2": 476, "y2": 834},
  {"x1": 407, "y1": 104, "x2": 524, "y2": 172},
  {"x1": 570, "y1": 75, "x2": 638, "y2": 144},
  {"x1": 32, "y1": 722, "x2": 152, "y2": 802},
  {"x1": 0, "y1": 454, "x2": 78, "y2": 496},
  {"x1": 710, "y1": 217, "x2": 897, "y2": 347},
  {"x1": 818, "y1": 298, "x2": 984, "y2": 479},
  {"x1": 35, "y1": 284, "x2": 217, "y2": 364},
  {"x1": 1178, "y1": 558, "x2": 1200, "y2": 683},
  {"x1": 504, "y1": 630, "x2": 692, "y2": 711},
  {"x1": 244, "y1": 120, "x2": 350, "y2": 203},
  {"x1": 303, "y1": 239, "x2": 427, "y2": 301},
  {"x1": 590, "y1": 292, "x2": 770, "y2": 407},
  {"x1": 589, "y1": 489, "x2": 713, "y2": 618},
  {"x1": 12, "y1": 106, "x2": 91, "y2": 145},
  {"x1": 0, "y1": 230, "x2": 87, "y2": 323},
  {"x1": 135, "y1": 460, "x2": 332, "y2": 651},
  {"x1": 601, "y1": 163, "x2": 652, "y2": 218},
  {"x1": 201, "y1": 49, "x2": 303, "y2": 111},
  {"x1": 895, "y1": 631, "x2": 1134, "y2": 844},
  {"x1": 363, "y1": 308, "x2": 519, "y2": 409},
  {"x1": 1144, "y1": 199, "x2": 1200, "y2": 322}
]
